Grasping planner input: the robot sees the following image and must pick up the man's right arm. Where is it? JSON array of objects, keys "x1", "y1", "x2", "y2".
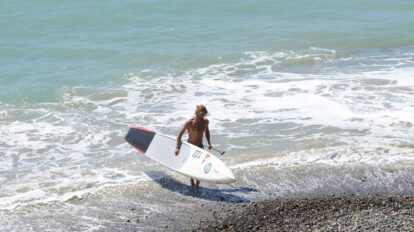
[{"x1": 175, "y1": 121, "x2": 188, "y2": 156}]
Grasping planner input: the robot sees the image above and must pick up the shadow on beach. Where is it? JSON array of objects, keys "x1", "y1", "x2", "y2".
[{"x1": 145, "y1": 171, "x2": 253, "y2": 203}]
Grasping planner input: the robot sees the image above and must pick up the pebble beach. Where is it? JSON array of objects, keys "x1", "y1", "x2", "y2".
[{"x1": 185, "y1": 194, "x2": 414, "y2": 231}]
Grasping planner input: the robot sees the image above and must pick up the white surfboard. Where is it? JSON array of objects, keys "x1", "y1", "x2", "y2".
[{"x1": 125, "y1": 127, "x2": 236, "y2": 184}]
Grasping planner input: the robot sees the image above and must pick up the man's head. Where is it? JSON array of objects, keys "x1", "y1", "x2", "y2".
[{"x1": 195, "y1": 105, "x2": 208, "y2": 118}]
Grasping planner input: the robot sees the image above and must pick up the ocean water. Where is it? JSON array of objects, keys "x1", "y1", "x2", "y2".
[{"x1": 1, "y1": 0, "x2": 414, "y2": 231}]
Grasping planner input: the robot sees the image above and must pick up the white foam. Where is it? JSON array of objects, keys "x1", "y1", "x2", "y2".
[
  {"x1": 120, "y1": 54, "x2": 413, "y2": 131},
  {"x1": 0, "y1": 169, "x2": 151, "y2": 210},
  {"x1": 231, "y1": 142, "x2": 414, "y2": 170}
]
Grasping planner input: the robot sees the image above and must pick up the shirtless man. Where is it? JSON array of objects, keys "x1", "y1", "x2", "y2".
[{"x1": 175, "y1": 105, "x2": 212, "y2": 195}]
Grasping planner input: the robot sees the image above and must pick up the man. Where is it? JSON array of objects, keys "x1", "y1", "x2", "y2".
[{"x1": 175, "y1": 105, "x2": 212, "y2": 195}]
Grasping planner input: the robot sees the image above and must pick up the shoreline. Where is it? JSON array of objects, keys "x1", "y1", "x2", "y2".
[{"x1": 182, "y1": 194, "x2": 414, "y2": 231}]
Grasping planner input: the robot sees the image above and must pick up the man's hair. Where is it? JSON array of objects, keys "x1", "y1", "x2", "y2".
[{"x1": 195, "y1": 105, "x2": 208, "y2": 114}]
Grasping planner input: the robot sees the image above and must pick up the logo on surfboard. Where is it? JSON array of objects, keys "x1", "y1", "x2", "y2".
[{"x1": 204, "y1": 163, "x2": 212, "y2": 174}]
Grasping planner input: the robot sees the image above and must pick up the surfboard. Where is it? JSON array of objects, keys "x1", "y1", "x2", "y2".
[{"x1": 125, "y1": 126, "x2": 235, "y2": 184}]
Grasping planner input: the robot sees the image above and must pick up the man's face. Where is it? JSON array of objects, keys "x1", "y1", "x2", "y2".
[{"x1": 196, "y1": 110, "x2": 207, "y2": 119}]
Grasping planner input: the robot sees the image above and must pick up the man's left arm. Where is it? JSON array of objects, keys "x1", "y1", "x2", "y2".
[{"x1": 205, "y1": 120, "x2": 212, "y2": 149}]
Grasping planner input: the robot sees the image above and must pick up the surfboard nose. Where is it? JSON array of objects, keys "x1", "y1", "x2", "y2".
[{"x1": 219, "y1": 168, "x2": 236, "y2": 184}]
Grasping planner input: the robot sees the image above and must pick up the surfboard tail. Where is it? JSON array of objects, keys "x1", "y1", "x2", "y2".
[{"x1": 125, "y1": 127, "x2": 156, "y2": 154}]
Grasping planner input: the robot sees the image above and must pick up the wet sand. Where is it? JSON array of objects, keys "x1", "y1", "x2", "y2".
[{"x1": 181, "y1": 194, "x2": 414, "y2": 232}]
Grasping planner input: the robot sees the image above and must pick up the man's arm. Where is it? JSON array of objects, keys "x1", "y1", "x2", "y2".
[
  {"x1": 205, "y1": 120, "x2": 212, "y2": 150},
  {"x1": 175, "y1": 121, "x2": 189, "y2": 156}
]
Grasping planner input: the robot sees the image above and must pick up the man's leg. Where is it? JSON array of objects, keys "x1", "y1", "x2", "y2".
[
  {"x1": 195, "y1": 180, "x2": 200, "y2": 194},
  {"x1": 190, "y1": 178, "x2": 196, "y2": 195}
]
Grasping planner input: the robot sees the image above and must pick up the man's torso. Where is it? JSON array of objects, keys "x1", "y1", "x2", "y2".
[{"x1": 186, "y1": 117, "x2": 208, "y2": 146}]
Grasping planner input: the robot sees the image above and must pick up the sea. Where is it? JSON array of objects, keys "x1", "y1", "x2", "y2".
[{"x1": 1, "y1": 0, "x2": 414, "y2": 231}]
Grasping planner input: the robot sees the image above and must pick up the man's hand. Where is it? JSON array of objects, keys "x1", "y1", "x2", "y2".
[
  {"x1": 175, "y1": 148, "x2": 180, "y2": 156},
  {"x1": 208, "y1": 144, "x2": 212, "y2": 150}
]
